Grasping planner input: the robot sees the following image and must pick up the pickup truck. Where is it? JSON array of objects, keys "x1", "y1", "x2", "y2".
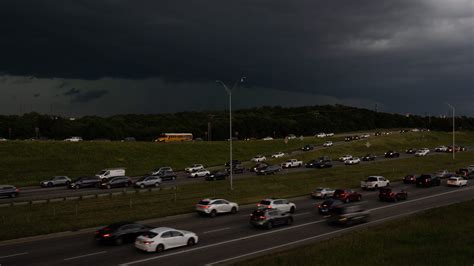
[
  {"x1": 360, "y1": 176, "x2": 390, "y2": 190},
  {"x1": 281, "y1": 159, "x2": 303, "y2": 168}
]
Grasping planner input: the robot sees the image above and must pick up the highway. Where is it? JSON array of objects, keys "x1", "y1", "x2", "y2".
[
  {"x1": 1, "y1": 141, "x2": 457, "y2": 203},
  {"x1": 1, "y1": 180, "x2": 472, "y2": 266}
]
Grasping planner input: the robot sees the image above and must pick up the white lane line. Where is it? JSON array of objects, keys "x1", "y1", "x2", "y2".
[
  {"x1": 203, "y1": 227, "x2": 231, "y2": 234},
  {"x1": 119, "y1": 186, "x2": 474, "y2": 266},
  {"x1": 119, "y1": 220, "x2": 326, "y2": 266},
  {"x1": 0, "y1": 252, "x2": 29, "y2": 259},
  {"x1": 205, "y1": 206, "x2": 447, "y2": 265},
  {"x1": 63, "y1": 251, "x2": 107, "y2": 261}
]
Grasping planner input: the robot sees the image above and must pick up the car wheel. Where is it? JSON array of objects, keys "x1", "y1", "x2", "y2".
[
  {"x1": 107, "y1": 184, "x2": 111, "y2": 189},
  {"x1": 75, "y1": 185, "x2": 79, "y2": 190},
  {"x1": 155, "y1": 244, "x2": 164, "y2": 253},
  {"x1": 154, "y1": 182, "x2": 160, "y2": 187},
  {"x1": 345, "y1": 198, "x2": 350, "y2": 203},
  {"x1": 125, "y1": 182, "x2": 129, "y2": 187},
  {"x1": 114, "y1": 237, "x2": 123, "y2": 246},
  {"x1": 357, "y1": 195, "x2": 362, "y2": 201},
  {"x1": 65, "y1": 181, "x2": 71, "y2": 186},
  {"x1": 187, "y1": 238, "x2": 196, "y2": 246},
  {"x1": 266, "y1": 222, "x2": 273, "y2": 229},
  {"x1": 210, "y1": 210, "x2": 217, "y2": 218},
  {"x1": 47, "y1": 182, "x2": 53, "y2": 187},
  {"x1": 10, "y1": 193, "x2": 16, "y2": 198},
  {"x1": 231, "y1": 207, "x2": 237, "y2": 214},
  {"x1": 287, "y1": 217, "x2": 293, "y2": 225},
  {"x1": 289, "y1": 206, "x2": 295, "y2": 213},
  {"x1": 140, "y1": 184, "x2": 145, "y2": 189}
]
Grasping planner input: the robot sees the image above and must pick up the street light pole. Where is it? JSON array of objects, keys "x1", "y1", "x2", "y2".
[
  {"x1": 216, "y1": 77, "x2": 246, "y2": 191},
  {"x1": 446, "y1": 103, "x2": 455, "y2": 159}
]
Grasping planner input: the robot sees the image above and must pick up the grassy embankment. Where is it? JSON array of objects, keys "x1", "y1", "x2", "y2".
[
  {"x1": 235, "y1": 199, "x2": 474, "y2": 266},
  {"x1": 1, "y1": 131, "x2": 473, "y2": 186},
  {"x1": 0, "y1": 148, "x2": 473, "y2": 241}
]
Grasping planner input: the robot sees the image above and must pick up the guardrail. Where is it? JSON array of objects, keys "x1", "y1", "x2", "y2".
[{"x1": 0, "y1": 185, "x2": 178, "y2": 208}]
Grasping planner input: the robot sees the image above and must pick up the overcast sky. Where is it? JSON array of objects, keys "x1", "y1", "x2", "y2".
[{"x1": 0, "y1": 0, "x2": 472, "y2": 117}]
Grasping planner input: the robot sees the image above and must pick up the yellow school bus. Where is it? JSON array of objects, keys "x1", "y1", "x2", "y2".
[{"x1": 155, "y1": 133, "x2": 193, "y2": 142}]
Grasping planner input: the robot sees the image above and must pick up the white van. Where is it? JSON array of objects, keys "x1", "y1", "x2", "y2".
[{"x1": 95, "y1": 168, "x2": 126, "y2": 179}]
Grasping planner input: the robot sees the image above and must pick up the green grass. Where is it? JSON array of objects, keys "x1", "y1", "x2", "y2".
[
  {"x1": 234, "y1": 199, "x2": 474, "y2": 266},
  {"x1": 1, "y1": 131, "x2": 472, "y2": 187},
  {"x1": 0, "y1": 150, "x2": 473, "y2": 241}
]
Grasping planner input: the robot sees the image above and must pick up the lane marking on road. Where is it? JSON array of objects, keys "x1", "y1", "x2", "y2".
[
  {"x1": 204, "y1": 205, "x2": 451, "y2": 265},
  {"x1": 203, "y1": 227, "x2": 231, "y2": 234},
  {"x1": 293, "y1": 211, "x2": 310, "y2": 217},
  {"x1": 63, "y1": 251, "x2": 107, "y2": 261},
  {"x1": 0, "y1": 252, "x2": 29, "y2": 259},
  {"x1": 119, "y1": 186, "x2": 474, "y2": 266}
]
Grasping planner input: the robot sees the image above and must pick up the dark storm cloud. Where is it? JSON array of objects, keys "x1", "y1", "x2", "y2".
[
  {"x1": 68, "y1": 89, "x2": 109, "y2": 103},
  {"x1": 0, "y1": 0, "x2": 472, "y2": 115}
]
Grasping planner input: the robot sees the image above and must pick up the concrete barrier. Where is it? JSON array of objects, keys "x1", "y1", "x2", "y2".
[
  {"x1": 12, "y1": 202, "x2": 28, "y2": 206},
  {"x1": 126, "y1": 190, "x2": 137, "y2": 195},
  {"x1": 31, "y1": 200, "x2": 48, "y2": 205},
  {"x1": 112, "y1": 192, "x2": 123, "y2": 196},
  {"x1": 0, "y1": 203, "x2": 12, "y2": 208},
  {"x1": 97, "y1": 193, "x2": 109, "y2": 198},
  {"x1": 81, "y1": 195, "x2": 95, "y2": 199},
  {"x1": 49, "y1": 198, "x2": 64, "y2": 203},
  {"x1": 65, "y1": 196, "x2": 80, "y2": 201}
]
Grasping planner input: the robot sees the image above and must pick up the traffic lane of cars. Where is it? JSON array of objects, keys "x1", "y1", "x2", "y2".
[{"x1": 1, "y1": 180, "x2": 467, "y2": 266}]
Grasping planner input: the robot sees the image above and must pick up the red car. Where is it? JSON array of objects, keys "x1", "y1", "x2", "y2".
[
  {"x1": 379, "y1": 187, "x2": 408, "y2": 202},
  {"x1": 333, "y1": 189, "x2": 362, "y2": 203},
  {"x1": 403, "y1": 174, "x2": 416, "y2": 184}
]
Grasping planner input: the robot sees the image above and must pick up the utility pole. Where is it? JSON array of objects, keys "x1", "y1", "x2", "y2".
[{"x1": 446, "y1": 103, "x2": 455, "y2": 160}]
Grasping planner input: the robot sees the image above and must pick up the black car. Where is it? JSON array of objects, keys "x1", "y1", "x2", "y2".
[
  {"x1": 317, "y1": 199, "x2": 343, "y2": 215},
  {"x1": 0, "y1": 185, "x2": 19, "y2": 198},
  {"x1": 302, "y1": 144, "x2": 314, "y2": 151},
  {"x1": 206, "y1": 171, "x2": 228, "y2": 181},
  {"x1": 361, "y1": 154, "x2": 376, "y2": 161},
  {"x1": 345, "y1": 135, "x2": 360, "y2": 142},
  {"x1": 226, "y1": 164, "x2": 245, "y2": 174},
  {"x1": 68, "y1": 176, "x2": 102, "y2": 189},
  {"x1": 384, "y1": 151, "x2": 400, "y2": 158},
  {"x1": 405, "y1": 148, "x2": 416, "y2": 154},
  {"x1": 416, "y1": 174, "x2": 441, "y2": 187},
  {"x1": 327, "y1": 205, "x2": 370, "y2": 226},
  {"x1": 225, "y1": 160, "x2": 242, "y2": 167},
  {"x1": 99, "y1": 176, "x2": 132, "y2": 189},
  {"x1": 249, "y1": 209, "x2": 293, "y2": 229},
  {"x1": 306, "y1": 157, "x2": 332, "y2": 168},
  {"x1": 256, "y1": 165, "x2": 281, "y2": 175},
  {"x1": 403, "y1": 174, "x2": 417, "y2": 184},
  {"x1": 158, "y1": 170, "x2": 177, "y2": 181},
  {"x1": 252, "y1": 163, "x2": 269, "y2": 172},
  {"x1": 95, "y1": 222, "x2": 150, "y2": 245},
  {"x1": 379, "y1": 187, "x2": 408, "y2": 201}
]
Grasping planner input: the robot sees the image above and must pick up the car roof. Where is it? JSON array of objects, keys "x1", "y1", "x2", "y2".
[{"x1": 150, "y1": 227, "x2": 177, "y2": 233}]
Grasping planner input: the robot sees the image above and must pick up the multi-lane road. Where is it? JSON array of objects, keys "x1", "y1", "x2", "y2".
[{"x1": 1, "y1": 180, "x2": 472, "y2": 266}]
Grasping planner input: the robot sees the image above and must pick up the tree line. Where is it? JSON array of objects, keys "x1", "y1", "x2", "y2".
[{"x1": 0, "y1": 105, "x2": 472, "y2": 141}]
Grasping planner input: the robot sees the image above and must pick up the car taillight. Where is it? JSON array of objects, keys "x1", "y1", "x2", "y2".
[
  {"x1": 15, "y1": 188, "x2": 19, "y2": 192},
  {"x1": 267, "y1": 206, "x2": 272, "y2": 209},
  {"x1": 143, "y1": 240, "x2": 154, "y2": 245},
  {"x1": 256, "y1": 203, "x2": 261, "y2": 207},
  {"x1": 102, "y1": 233, "x2": 111, "y2": 238},
  {"x1": 259, "y1": 216, "x2": 266, "y2": 219}
]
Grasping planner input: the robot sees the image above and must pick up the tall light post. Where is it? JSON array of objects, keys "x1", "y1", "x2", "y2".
[
  {"x1": 446, "y1": 103, "x2": 455, "y2": 159},
  {"x1": 216, "y1": 77, "x2": 246, "y2": 191}
]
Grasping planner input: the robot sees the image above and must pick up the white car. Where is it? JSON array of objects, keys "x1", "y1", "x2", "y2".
[
  {"x1": 251, "y1": 155, "x2": 267, "y2": 162},
  {"x1": 435, "y1": 146, "x2": 448, "y2": 152},
  {"x1": 281, "y1": 159, "x2": 303, "y2": 168},
  {"x1": 310, "y1": 187, "x2": 335, "y2": 199},
  {"x1": 415, "y1": 148, "x2": 430, "y2": 156},
  {"x1": 185, "y1": 164, "x2": 204, "y2": 173},
  {"x1": 135, "y1": 227, "x2": 198, "y2": 253},
  {"x1": 446, "y1": 177, "x2": 468, "y2": 187},
  {"x1": 189, "y1": 169, "x2": 210, "y2": 178},
  {"x1": 345, "y1": 157, "x2": 361, "y2": 165},
  {"x1": 361, "y1": 176, "x2": 390, "y2": 189},
  {"x1": 323, "y1": 141, "x2": 333, "y2": 147},
  {"x1": 339, "y1": 155, "x2": 353, "y2": 162},
  {"x1": 0, "y1": 137, "x2": 7, "y2": 142},
  {"x1": 195, "y1": 198, "x2": 239, "y2": 217},
  {"x1": 257, "y1": 198, "x2": 296, "y2": 213},
  {"x1": 262, "y1": 137, "x2": 273, "y2": 141},
  {"x1": 326, "y1": 133, "x2": 334, "y2": 137},
  {"x1": 64, "y1": 136, "x2": 83, "y2": 142},
  {"x1": 316, "y1": 133, "x2": 326, "y2": 138},
  {"x1": 271, "y1": 152, "x2": 285, "y2": 158}
]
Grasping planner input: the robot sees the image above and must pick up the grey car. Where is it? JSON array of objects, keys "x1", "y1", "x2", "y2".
[
  {"x1": 134, "y1": 176, "x2": 162, "y2": 188},
  {"x1": 150, "y1": 167, "x2": 173, "y2": 176},
  {"x1": 250, "y1": 208, "x2": 293, "y2": 229},
  {"x1": 0, "y1": 185, "x2": 19, "y2": 198},
  {"x1": 40, "y1": 176, "x2": 72, "y2": 187}
]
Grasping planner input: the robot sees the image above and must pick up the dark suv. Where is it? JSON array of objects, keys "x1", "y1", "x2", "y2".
[
  {"x1": 68, "y1": 176, "x2": 102, "y2": 189},
  {"x1": 302, "y1": 144, "x2": 314, "y2": 151},
  {"x1": 95, "y1": 222, "x2": 150, "y2": 245},
  {"x1": 0, "y1": 185, "x2": 19, "y2": 198},
  {"x1": 256, "y1": 165, "x2": 281, "y2": 175},
  {"x1": 327, "y1": 205, "x2": 369, "y2": 226},
  {"x1": 416, "y1": 174, "x2": 441, "y2": 187},
  {"x1": 249, "y1": 209, "x2": 293, "y2": 229},
  {"x1": 158, "y1": 170, "x2": 177, "y2": 181},
  {"x1": 385, "y1": 151, "x2": 400, "y2": 158},
  {"x1": 317, "y1": 198, "x2": 343, "y2": 215},
  {"x1": 361, "y1": 154, "x2": 376, "y2": 161},
  {"x1": 226, "y1": 164, "x2": 245, "y2": 174}
]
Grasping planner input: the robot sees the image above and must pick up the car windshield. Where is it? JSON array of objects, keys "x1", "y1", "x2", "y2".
[
  {"x1": 367, "y1": 177, "x2": 378, "y2": 182},
  {"x1": 260, "y1": 200, "x2": 272, "y2": 205},
  {"x1": 198, "y1": 200, "x2": 210, "y2": 205},
  {"x1": 142, "y1": 231, "x2": 158, "y2": 238},
  {"x1": 334, "y1": 189, "x2": 345, "y2": 195},
  {"x1": 315, "y1": 188, "x2": 324, "y2": 192},
  {"x1": 137, "y1": 176, "x2": 147, "y2": 181},
  {"x1": 97, "y1": 171, "x2": 107, "y2": 175}
]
